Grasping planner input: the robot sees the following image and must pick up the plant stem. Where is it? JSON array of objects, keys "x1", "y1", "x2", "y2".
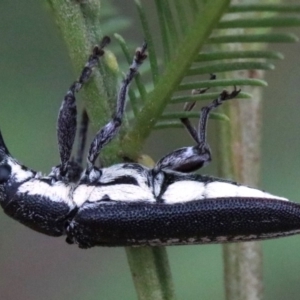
[
  {"x1": 126, "y1": 247, "x2": 175, "y2": 300},
  {"x1": 218, "y1": 83, "x2": 264, "y2": 299},
  {"x1": 215, "y1": 1, "x2": 282, "y2": 298},
  {"x1": 126, "y1": 155, "x2": 176, "y2": 300},
  {"x1": 47, "y1": 0, "x2": 110, "y2": 125}
]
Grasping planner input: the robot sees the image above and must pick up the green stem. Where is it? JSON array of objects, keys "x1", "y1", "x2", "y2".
[
  {"x1": 114, "y1": 33, "x2": 147, "y2": 101},
  {"x1": 134, "y1": 0, "x2": 160, "y2": 84},
  {"x1": 126, "y1": 247, "x2": 175, "y2": 300},
  {"x1": 47, "y1": 0, "x2": 110, "y2": 125},
  {"x1": 125, "y1": 156, "x2": 175, "y2": 300}
]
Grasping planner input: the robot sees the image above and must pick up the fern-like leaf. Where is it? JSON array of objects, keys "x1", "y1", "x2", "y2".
[{"x1": 115, "y1": 2, "x2": 300, "y2": 161}]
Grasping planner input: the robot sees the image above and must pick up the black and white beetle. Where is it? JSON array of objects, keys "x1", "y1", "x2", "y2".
[{"x1": 1, "y1": 36, "x2": 300, "y2": 249}]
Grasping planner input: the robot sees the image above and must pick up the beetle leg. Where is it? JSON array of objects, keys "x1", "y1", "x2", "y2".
[
  {"x1": 197, "y1": 87, "x2": 240, "y2": 146},
  {"x1": 180, "y1": 74, "x2": 216, "y2": 144},
  {"x1": 75, "y1": 109, "x2": 89, "y2": 166},
  {"x1": 155, "y1": 87, "x2": 241, "y2": 173},
  {"x1": 57, "y1": 36, "x2": 110, "y2": 176},
  {"x1": 86, "y1": 42, "x2": 148, "y2": 172}
]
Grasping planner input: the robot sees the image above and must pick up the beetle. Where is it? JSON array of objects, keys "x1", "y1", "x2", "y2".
[{"x1": 0, "y1": 36, "x2": 300, "y2": 249}]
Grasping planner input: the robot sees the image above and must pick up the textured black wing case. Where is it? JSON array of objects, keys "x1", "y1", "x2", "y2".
[{"x1": 67, "y1": 198, "x2": 300, "y2": 248}]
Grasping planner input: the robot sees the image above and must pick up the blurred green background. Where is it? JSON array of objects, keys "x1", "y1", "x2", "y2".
[{"x1": 1, "y1": 1, "x2": 300, "y2": 299}]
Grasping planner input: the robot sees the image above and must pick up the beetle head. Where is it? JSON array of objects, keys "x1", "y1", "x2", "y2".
[{"x1": 0, "y1": 131, "x2": 35, "y2": 205}]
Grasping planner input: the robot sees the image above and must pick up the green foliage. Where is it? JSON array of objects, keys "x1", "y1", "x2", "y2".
[{"x1": 116, "y1": 2, "x2": 300, "y2": 160}]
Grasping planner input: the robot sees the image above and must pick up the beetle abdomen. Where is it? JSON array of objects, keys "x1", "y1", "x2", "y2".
[{"x1": 67, "y1": 198, "x2": 300, "y2": 248}]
